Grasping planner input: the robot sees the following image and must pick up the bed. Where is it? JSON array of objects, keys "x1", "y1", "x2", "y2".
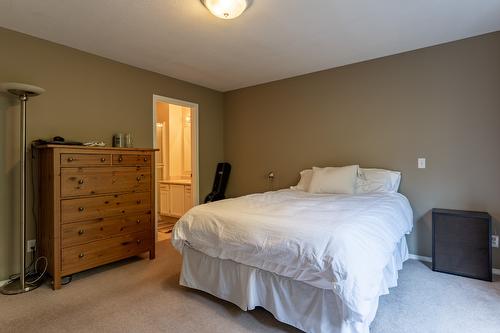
[{"x1": 172, "y1": 188, "x2": 413, "y2": 333}]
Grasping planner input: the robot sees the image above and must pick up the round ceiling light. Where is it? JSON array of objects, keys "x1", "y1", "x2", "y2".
[{"x1": 201, "y1": 0, "x2": 249, "y2": 20}]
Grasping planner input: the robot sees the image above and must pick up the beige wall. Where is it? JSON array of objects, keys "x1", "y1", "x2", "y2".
[
  {"x1": 224, "y1": 32, "x2": 500, "y2": 267},
  {"x1": 0, "y1": 28, "x2": 224, "y2": 280},
  {"x1": 1, "y1": 26, "x2": 499, "y2": 281}
]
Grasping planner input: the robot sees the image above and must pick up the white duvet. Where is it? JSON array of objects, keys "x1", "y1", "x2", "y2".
[{"x1": 172, "y1": 189, "x2": 413, "y2": 323}]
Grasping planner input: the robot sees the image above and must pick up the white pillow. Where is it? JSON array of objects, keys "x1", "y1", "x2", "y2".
[
  {"x1": 308, "y1": 165, "x2": 359, "y2": 194},
  {"x1": 290, "y1": 169, "x2": 312, "y2": 191},
  {"x1": 356, "y1": 168, "x2": 401, "y2": 193}
]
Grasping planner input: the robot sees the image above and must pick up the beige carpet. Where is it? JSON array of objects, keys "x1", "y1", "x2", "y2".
[{"x1": 1, "y1": 240, "x2": 499, "y2": 333}]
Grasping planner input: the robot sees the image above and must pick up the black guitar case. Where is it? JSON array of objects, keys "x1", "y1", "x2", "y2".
[{"x1": 204, "y1": 162, "x2": 231, "y2": 203}]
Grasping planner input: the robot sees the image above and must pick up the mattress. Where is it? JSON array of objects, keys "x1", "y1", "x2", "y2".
[{"x1": 172, "y1": 189, "x2": 413, "y2": 322}]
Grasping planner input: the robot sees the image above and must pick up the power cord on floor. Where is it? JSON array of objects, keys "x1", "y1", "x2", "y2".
[
  {"x1": 8, "y1": 247, "x2": 48, "y2": 286},
  {"x1": 25, "y1": 256, "x2": 48, "y2": 284}
]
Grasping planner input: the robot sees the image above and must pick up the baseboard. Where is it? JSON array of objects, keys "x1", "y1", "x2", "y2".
[
  {"x1": 0, "y1": 279, "x2": 9, "y2": 287},
  {"x1": 409, "y1": 253, "x2": 500, "y2": 276},
  {"x1": 408, "y1": 254, "x2": 432, "y2": 263}
]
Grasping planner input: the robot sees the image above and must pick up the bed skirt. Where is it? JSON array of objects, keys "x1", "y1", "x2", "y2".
[{"x1": 179, "y1": 237, "x2": 409, "y2": 333}]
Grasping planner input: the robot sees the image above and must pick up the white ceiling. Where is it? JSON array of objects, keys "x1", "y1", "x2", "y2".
[{"x1": 1, "y1": 0, "x2": 500, "y2": 92}]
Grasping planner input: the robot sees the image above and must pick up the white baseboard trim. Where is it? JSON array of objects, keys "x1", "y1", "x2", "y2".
[
  {"x1": 408, "y1": 254, "x2": 432, "y2": 263},
  {"x1": 0, "y1": 279, "x2": 9, "y2": 287},
  {"x1": 409, "y1": 253, "x2": 500, "y2": 276}
]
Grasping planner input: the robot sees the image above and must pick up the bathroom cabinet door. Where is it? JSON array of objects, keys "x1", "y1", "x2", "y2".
[
  {"x1": 169, "y1": 185, "x2": 185, "y2": 217},
  {"x1": 184, "y1": 186, "x2": 192, "y2": 212},
  {"x1": 159, "y1": 184, "x2": 170, "y2": 216}
]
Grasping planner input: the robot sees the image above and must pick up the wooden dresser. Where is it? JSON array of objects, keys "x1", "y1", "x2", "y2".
[{"x1": 35, "y1": 145, "x2": 156, "y2": 289}]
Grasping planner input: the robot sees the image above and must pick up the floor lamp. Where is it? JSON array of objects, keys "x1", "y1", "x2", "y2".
[{"x1": 1, "y1": 82, "x2": 45, "y2": 295}]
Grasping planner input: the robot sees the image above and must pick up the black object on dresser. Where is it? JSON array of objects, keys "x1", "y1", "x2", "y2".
[{"x1": 432, "y1": 208, "x2": 492, "y2": 281}]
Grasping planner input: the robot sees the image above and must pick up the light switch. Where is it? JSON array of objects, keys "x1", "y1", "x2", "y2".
[{"x1": 418, "y1": 158, "x2": 426, "y2": 169}]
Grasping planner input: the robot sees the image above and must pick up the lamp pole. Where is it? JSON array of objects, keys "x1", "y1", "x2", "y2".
[
  {"x1": 1, "y1": 82, "x2": 45, "y2": 295},
  {"x1": 19, "y1": 93, "x2": 27, "y2": 291}
]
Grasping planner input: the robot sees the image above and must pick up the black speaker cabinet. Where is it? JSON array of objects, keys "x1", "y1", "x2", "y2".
[{"x1": 432, "y1": 208, "x2": 492, "y2": 281}]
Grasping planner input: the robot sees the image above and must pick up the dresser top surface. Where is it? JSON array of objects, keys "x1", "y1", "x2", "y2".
[{"x1": 34, "y1": 144, "x2": 158, "y2": 152}]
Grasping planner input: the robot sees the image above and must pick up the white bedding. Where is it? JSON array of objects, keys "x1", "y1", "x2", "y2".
[
  {"x1": 179, "y1": 237, "x2": 409, "y2": 333},
  {"x1": 172, "y1": 189, "x2": 413, "y2": 323}
]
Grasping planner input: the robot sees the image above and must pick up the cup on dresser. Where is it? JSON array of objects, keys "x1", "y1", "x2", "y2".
[
  {"x1": 113, "y1": 133, "x2": 124, "y2": 147},
  {"x1": 125, "y1": 133, "x2": 133, "y2": 148}
]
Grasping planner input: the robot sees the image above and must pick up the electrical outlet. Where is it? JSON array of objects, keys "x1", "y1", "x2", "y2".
[
  {"x1": 417, "y1": 158, "x2": 426, "y2": 169},
  {"x1": 492, "y1": 235, "x2": 499, "y2": 248},
  {"x1": 27, "y1": 239, "x2": 36, "y2": 252}
]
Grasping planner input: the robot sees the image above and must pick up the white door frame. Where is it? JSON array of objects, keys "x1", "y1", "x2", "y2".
[{"x1": 152, "y1": 95, "x2": 200, "y2": 240}]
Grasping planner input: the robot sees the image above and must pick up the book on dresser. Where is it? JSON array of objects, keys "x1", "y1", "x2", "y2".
[{"x1": 35, "y1": 145, "x2": 157, "y2": 289}]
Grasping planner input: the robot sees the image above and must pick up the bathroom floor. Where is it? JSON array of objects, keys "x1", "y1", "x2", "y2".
[{"x1": 158, "y1": 215, "x2": 178, "y2": 241}]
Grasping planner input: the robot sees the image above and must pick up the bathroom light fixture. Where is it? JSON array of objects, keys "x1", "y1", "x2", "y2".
[
  {"x1": 201, "y1": 0, "x2": 250, "y2": 19},
  {"x1": 1, "y1": 82, "x2": 45, "y2": 295}
]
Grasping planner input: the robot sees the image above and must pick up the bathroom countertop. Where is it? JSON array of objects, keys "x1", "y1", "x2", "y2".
[{"x1": 159, "y1": 179, "x2": 192, "y2": 185}]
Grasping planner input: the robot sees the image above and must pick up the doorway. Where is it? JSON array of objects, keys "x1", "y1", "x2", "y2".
[{"x1": 153, "y1": 95, "x2": 199, "y2": 242}]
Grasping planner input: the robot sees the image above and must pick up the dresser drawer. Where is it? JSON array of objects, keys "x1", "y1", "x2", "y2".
[
  {"x1": 113, "y1": 154, "x2": 151, "y2": 166},
  {"x1": 61, "y1": 192, "x2": 151, "y2": 223},
  {"x1": 61, "y1": 153, "x2": 111, "y2": 167},
  {"x1": 61, "y1": 213, "x2": 151, "y2": 248},
  {"x1": 61, "y1": 167, "x2": 151, "y2": 197},
  {"x1": 61, "y1": 232, "x2": 151, "y2": 275}
]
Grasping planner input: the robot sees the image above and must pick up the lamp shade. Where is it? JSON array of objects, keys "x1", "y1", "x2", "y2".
[{"x1": 1, "y1": 82, "x2": 45, "y2": 97}]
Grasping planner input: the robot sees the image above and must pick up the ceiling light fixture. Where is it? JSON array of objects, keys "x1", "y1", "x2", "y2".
[{"x1": 201, "y1": 0, "x2": 250, "y2": 20}]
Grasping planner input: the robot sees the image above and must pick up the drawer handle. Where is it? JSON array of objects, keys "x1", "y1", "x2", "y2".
[
  {"x1": 136, "y1": 176, "x2": 141, "y2": 181},
  {"x1": 143, "y1": 157, "x2": 148, "y2": 162},
  {"x1": 67, "y1": 157, "x2": 74, "y2": 162},
  {"x1": 136, "y1": 239, "x2": 142, "y2": 245},
  {"x1": 78, "y1": 253, "x2": 85, "y2": 258},
  {"x1": 78, "y1": 179, "x2": 84, "y2": 185},
  {"x1": 118, "y1": 156, "x2": 123, "y2": 162},
  {"x1": 78, "y1": 229, "x2": 85, "y2": 235},
  {"x1": 136, "y1": 200, "x2": 142, "y2": 204},
  {"x1": 100, "y1": 157, "x2": 106, "y2": 162},
  {"x1": 136, "y1": 219, "x2": 141, "y2": 224},
  {"x1": 78, "y1": 207, "x2": 85, "y2": 212}
]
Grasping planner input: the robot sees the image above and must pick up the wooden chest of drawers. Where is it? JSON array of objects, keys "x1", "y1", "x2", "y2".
[{"x1": 35, "y1": 145, "x2": 156, "y2": 289}]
